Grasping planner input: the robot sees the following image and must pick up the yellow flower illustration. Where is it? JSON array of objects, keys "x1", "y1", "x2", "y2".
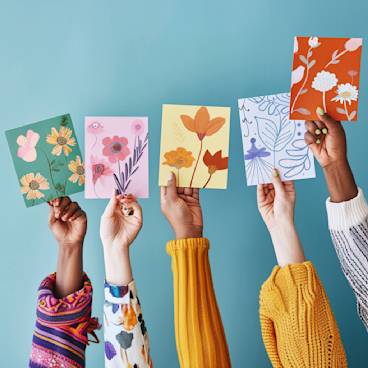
[
  {"x1": 20, "y1": 173, "x2": 50, "y2": 200},
  {"x1": 46, "y1": 126, "x2": 76, "y2": 156},
  {"x1": 163, "y1": 147, "x2": 195, "y2": 169},
  {"x1": 68, "y1": 155, "x2": 85, "y2": 186}
]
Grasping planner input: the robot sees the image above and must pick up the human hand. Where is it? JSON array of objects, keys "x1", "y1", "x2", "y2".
[
  {"x1": 257, "y1": 170, "x2": 305, "y2": 266},
  {"x1": 49, "y1": 197, "x2": 87, "y2": 248},
  {"x1": 257, "y1": 170, "x2": 296, "y2": 232},
  {"x1": 100, "y1": 192, "x2": 143, "y2": 251},
  {"x1": 304, "y1": 108, "x2": 358, "y2": 202},
  {"x1": 160, "y1": 172, "x2": 203, "y2": 239}
]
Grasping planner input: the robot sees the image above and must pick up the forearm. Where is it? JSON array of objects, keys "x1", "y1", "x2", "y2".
[
  {"x1": 104, "y1": 246, "x2": 133, "y2": 286},
  {"x1": 167, "y1": 238, "x2": 231, "y2": 368},
  {"x1": 270, "y1": 222, "x2": 305, "y2": 267},
  {"x1": 56, "y1": 242, "x2": 83, "y2": 298},
  {"x1": 323, "y1": 159, "x2": 358, "y2": 203}
]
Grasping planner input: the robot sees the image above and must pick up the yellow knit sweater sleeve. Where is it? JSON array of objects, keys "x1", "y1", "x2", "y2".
[
  {"x1": 166, "y1": 238, "x2": 231, "y2": 368},
  {"x1": 259, "y1": 261, "x2": 347, "y2": 368}
]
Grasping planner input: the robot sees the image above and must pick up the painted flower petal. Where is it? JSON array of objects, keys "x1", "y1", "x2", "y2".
[
  {"x1": 180, "y1": 115, "x2": 196, "y2": 132},
  {"x1": 206, "y1": 117, "x2": 226, "y2": 136},
  {"x1": 291, "y1": 65, "x2": 305, "y2": 86},
  {"x1": 105, "y1": 341, "x2": 117, "y2": 360}
]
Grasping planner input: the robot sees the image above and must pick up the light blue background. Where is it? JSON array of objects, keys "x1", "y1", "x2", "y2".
[{"x1": 0, "y1": 0, "x2": 367, "y2": 366}]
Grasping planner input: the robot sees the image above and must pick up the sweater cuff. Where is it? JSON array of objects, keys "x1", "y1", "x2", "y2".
[
  {"x1": 326, "y1": 188, "x2": 368, "y2": 230},
  {"x1": 262, "y1": 261, "x2": 317, "y2": 291},
  {"x1": 36, "y1": 272, "x2": 92, "y2": 326},
  {"x1": 104, "y1": 280, "x2": 135, "y2": 304},
  {"x1": 166, "y1": 237, "x2": 209, "y2": 255}
]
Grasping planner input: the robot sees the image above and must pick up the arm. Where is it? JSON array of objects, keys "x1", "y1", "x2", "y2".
[
  {"x1": 160, "y1": 172, "x2": 231, "y2": 368},
  {"x1": 257, "y1": 171, "x2": 347, "y2": 367},
  {"x1": 30, "y1": 197, "x2": 98, "y2": 368},
  {"x1": 305, "y1": 109, "x2": 368, "y2": 330},
  {"x1": 100, "y1": 193, "x2": 152, "y2": 368}
]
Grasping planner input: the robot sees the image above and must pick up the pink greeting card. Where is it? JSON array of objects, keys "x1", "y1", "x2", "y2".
[{"x1": 85, "y1": 117, "x2": 149, "y2": 198}]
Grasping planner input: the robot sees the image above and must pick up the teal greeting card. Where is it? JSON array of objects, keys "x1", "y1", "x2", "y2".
[{"x1": 5, "y1": 114, "x2": 84, "y2": 207}]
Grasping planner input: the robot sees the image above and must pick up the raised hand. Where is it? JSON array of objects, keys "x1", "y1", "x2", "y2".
[
  {"x1": 49, "y1": 196, "x2": 87, "y2": 247},
  {"x1": 100, "y1": 192, "x2": 143, "y2": 285},
  {"x1": 304, "y1": 108, "x2": 358, "y2": 202},
  {"x1": 48, "y1": 197, "x2": 86, "y2": 297},
  {"x1": 160, "y1": 172, "x2": 203, "y2": 239},
  {"x1": 257, "y1": 170, "x2": 304, "y2": 267}
]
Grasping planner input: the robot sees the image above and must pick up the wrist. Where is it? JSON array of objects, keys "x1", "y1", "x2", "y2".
[
  {"x1": 59, "y1": 240, "x2": 83, "y2": 251},
  {"x1": 323, "y1": 159, "x2": 358, "y2": 202},
  {"x1": 175, "y1": 225, "x2": 203, "y2": 240},
  {"x1": 104, "y1": 246, "x2": 132, "y2": 286}
]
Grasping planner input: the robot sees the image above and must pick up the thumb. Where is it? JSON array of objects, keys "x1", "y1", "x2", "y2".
[
  {"x1": 165, "y1": 171, "x2": 178, "y2": 202},
  {"x1": 271, "y1": 168, "x2": 284, "y2": 196},
  {"x1": 103, "y1": 190, "x2": 119, "y2": 217}
]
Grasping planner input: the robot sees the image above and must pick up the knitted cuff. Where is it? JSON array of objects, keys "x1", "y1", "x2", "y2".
[{"x1": 326, "y1": 188, "x2": 368, "y2": 230}]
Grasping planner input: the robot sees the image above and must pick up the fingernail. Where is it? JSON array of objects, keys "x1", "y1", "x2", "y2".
[
  {"x1": 272, "y1": 168, "x2": 279, "y2": 177},
  {"x1": 316, "y1": 139, "x2": 321, "y2": 144},
  {"x1": 167, "y1": 171, "x2": 174, "y2": 183},
  {"x1": 316, "y1": 107, "x2": 325, "y2": 116},
  {"x1": 322, "y1": 128, "x2": 328, "y2": 135},
  {"x1": 315, "y1": 129, "x2": 321, "y2": 135}
]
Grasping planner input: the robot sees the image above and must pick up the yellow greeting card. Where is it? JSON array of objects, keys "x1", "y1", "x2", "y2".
[{"x1": 159, "y1": 104, "x2": 231, "y2": 189}]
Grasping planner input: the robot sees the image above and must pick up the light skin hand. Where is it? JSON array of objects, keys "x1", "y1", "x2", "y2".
[
  {"x1": 100, "y1": 192, "x2": 143, "y2": 286},
  {"x1": 257, "y1": 170, "x2": 305, "y2": 267},
  {"x1": 160, "y1": 172, "x2": 203, "y2": 239},
  {"x1": 304, "y1": 108, "x2": 358, "y2": 202},
  {"x1": 48, "y1": 196, "x2": 87, "y2": 298}
]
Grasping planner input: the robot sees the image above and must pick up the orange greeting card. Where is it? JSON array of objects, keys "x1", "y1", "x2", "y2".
[{"x1": 290, "y1": 36, "x2": 362, "y2": 121}]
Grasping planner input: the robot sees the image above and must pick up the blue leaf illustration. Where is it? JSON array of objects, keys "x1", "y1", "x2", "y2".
[
  {"x1": 279, "y1": 140, "x2": 312, "y2": 178},
  {"x1": 255, "y1": 115, "x2": 295, "y2": 153}
]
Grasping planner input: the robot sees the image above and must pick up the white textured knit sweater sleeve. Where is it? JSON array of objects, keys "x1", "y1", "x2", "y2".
[{"x1": 326, "y1": 188, "x2": 368, "y2": 331}]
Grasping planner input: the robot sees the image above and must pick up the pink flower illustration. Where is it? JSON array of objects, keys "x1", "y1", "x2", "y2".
[
  {"x1": 16, "y1": 129, "x2": 40, "y2": 162},
  {"x1": 131, "y1": 119, "x2": 145, "y2": 135},
  {"x1": 90, "y1": 156, "x2": 113, "y2": 184},
  {"x1": 102, "y1": 136, "x2": 130, "y2": 163},
  {"x1": 345, "y1": 38, "x2": 362, "y2": 52}
]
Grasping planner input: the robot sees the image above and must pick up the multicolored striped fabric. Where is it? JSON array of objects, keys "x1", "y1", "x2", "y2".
[{"x1": 29, "y1": 273, "x2": 99, "y2": 368}]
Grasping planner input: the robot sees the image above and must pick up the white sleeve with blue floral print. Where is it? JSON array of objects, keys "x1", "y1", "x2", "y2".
[{"x1": 104, "y1": 281, "x2": 152, "y2": 368}]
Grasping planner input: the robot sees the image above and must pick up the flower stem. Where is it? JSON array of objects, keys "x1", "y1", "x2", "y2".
[
  {"x1": 203, "y1": 173, "x2": 213, "y2": 188},
  {"x1": 291, "y1": 47, "x2": 312, "y2": 114},
  {"x1": 41, "y1": 149, "x2": 58, "y2": 197},
  {"x1": 324, "y1": 49, "x2": 348, "y2": 69},
  {"x1": 190, "y1": 139, "x2": 203, "y2": 187},
  {"x1": 323, "y1": 91, "x2": 327, "y2": 113},
  {"x1": 344, "y1": 100, "x2": 350, "y2": 121}
]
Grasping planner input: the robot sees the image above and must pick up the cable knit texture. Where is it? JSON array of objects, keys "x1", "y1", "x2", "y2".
[
  {"x1": 167, "y1": 238, "x2": 231, "y2": 368},
  {"x1": 259, "y1": 262, "x2": 347, "y2": 368},
  {"x1": 326, "y1": 188, "x2": 368, "y2": 330}
]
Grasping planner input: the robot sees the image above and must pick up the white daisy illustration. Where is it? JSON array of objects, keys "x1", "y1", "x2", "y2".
[
  {"x1": 331, "y1": 83, "x2": 358, "y2": 105},
  {"x1": 312, "y1": 71, "x2": 338, "y2": 112}
]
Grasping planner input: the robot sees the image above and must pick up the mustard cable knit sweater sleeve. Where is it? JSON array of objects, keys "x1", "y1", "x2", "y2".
[
  {"x1": 166, "y1": 238, "x2": 231, "y2": 368},
  {"x1": 259, "y1": 261, "x2": 347, "y2": 368}
]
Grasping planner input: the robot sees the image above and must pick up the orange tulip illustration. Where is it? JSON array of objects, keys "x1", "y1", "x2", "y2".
[
  {"x1": 180, "y1": 107, "x2": 225, "y2": 186},
  {"x1": 202, "y1": 149, "x2": 228, "y2": 188}
]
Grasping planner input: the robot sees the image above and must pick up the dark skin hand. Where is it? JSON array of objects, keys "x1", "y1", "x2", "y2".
[
  {"x1": 304, "y1": 109, "x2": 358, "y2": 203},
  {"x1": 48, "y1": 196, "x2": 87, "y2": 298}
]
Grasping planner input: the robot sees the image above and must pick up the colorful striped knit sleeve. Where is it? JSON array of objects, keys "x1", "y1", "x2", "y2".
[
  {"x1": 166, "y1": 238, "x2": 231, "y2": 368},
  {"x1": 326, "y1": 187, "x2": 368, "y2": 331},
  {"x1": 29, "y1": 273, "x2": 99, "y2": 368},
  {"x1": 103, "y1": 281, "x2": 152, "y2": 368}
]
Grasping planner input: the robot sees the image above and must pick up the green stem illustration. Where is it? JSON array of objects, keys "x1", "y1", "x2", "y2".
[
  {"x1": 190, "y1": 139, "x2": 203, "y2": 187},
  {"x1": 41, "y1": 149, "x2": 58, "y2": 197}
]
